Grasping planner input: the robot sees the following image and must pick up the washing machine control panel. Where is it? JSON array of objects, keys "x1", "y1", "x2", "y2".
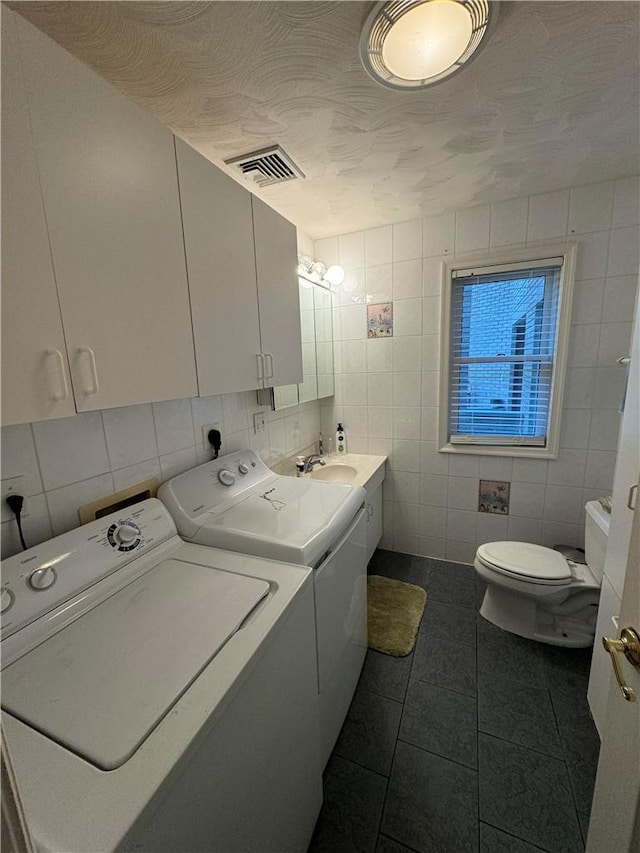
[
  {"x1": 163, "y1": 450, "x2": 273, "y2": 518},
  {"x1": 1, "y1": 499, "x2": 176, "y2": 642}
]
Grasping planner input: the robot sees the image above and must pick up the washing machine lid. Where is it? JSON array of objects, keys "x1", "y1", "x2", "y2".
[
  {"x1": 477, "y1": 541, "x2": 572, "y2": 585},
  {"x1": 1, "y1": 559, "x2": 269, "y2": 770},
  {"x1": 192, "y1": 477, "x2": 366, "y2": 566}
]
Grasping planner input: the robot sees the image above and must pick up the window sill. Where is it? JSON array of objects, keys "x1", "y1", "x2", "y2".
[{"x1": 438, "y1": 442, "x2": 558, "y2": 460}]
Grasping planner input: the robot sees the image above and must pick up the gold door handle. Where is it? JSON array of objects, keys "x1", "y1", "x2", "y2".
[{"x1": 602, "y1": 627, "x2": 640, "y2": 702}]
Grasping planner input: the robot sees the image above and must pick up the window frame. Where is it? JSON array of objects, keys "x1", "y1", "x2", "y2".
[{"x1": 438, "y1": 243, "x2": 577, "y2": 459}]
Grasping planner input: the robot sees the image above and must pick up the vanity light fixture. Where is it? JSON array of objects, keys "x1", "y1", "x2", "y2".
[
  {"x1": 359, "y1": 0, "x2": 499, "y2": 90},
  {"x1": 298, "y1": 256, "x2": 345, "y2": 289}
]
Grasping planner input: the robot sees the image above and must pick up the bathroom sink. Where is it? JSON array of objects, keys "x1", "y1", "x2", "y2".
[{"x1": 310, "y1": 464, "x2": 358, "y2": 484}]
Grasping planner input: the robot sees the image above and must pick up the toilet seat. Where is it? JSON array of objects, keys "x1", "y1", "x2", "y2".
[{"x1": 476, "y1": 541, "x2": 572, "y2": 586}]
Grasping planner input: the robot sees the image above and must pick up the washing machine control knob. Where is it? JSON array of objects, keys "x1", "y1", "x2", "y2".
[
  {"x1": 218, "y1": 469, "x2": 236, "y2": 486},
  {"x1": 1, "y1": 587, "x2": 14, "y2": 613},
  {"x1": 28, "y1": 567, "x2": 57, "y2": 591},
  {"x1": 106, "y1": 522, "x2": 141, "y2": 551},
  {"x1": 238, "y1": 463, "x2": 250, "y2": 475},
  {"x1": 114, "y1": 524, "x2": 139, "y2": 545}
]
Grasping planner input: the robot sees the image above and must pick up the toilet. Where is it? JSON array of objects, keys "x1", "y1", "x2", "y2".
[{"x1": 475, "y1": 500, "x2": 609, "y2": 648}]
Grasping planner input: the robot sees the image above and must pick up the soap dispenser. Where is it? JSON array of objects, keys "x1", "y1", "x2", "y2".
[{"x1": 336, "y1": 423, "x2": 346, "y2": 455}]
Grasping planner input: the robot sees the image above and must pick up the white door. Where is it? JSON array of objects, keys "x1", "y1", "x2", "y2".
[
  {"x1": 15, "y1": 15, "x2": 198, "y2": 411},
  {"x1": 589, "y1": 291, "x2": 640, "y2": 731},
  {"x1": 586, "y1": 504, "x2": 640, "y2": 853},
  {"x1": 587, "y1": 285, "x2": 640, "y2": 850},
  {"x1": 175, "y1": 138, "x2": 263, "y2": 396},
  {"x1": 1, "y1": 7, "x2": 75, "y2": 426},
  {"x1": 252, "y1": 197, "x2": 303, "y2": 388}
]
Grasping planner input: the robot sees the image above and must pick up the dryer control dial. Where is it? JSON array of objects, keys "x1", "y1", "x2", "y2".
[
  {"x1": 28, "y1": 567, "x2": 57, "y2": 591},
  {"x1": 1, "y1": 587, "x2": 14, "y2": 613},
  {"x1": 107, "y1": 522, "x2": 142, "y2": 552},
  {"x1": 218, "y1": 469, "x2": 236, "y2": 486},
  {"x1": 238, "y1": 462, "x2": 250, "y2": 475}
]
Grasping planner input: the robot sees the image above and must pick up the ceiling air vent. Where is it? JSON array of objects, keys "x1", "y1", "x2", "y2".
[{"x1": 225, "y1": 145, "x2": 305, "y2": 188}]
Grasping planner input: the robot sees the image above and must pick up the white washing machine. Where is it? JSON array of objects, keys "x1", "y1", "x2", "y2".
[
  {"x1": 158, "y1": 449, "x2": 368, "y2": 764},
  {"x1": 1, "y1": 499, "x2": 322, "y2": 852}
]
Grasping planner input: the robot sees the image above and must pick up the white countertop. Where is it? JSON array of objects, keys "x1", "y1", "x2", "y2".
[{"x1": 273, "y1": 452, "x2": 387, "y2": 492}]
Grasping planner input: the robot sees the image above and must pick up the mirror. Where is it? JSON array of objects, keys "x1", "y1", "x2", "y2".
[{"x1": 259, "y1": 278, "x2": 334, "y2": 410}]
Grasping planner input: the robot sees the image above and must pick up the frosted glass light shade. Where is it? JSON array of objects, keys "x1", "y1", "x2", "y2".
[
  {"x1": 382, "y1": 2, "x2": 472, "y2": 80},
  {"x1": 360, "y1": 0, "x2": 498, "y2": 90}
]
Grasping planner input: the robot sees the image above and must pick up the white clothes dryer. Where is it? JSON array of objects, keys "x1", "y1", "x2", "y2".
[
  {"x1": 1, "y1": 499, "x2": 322, "y2": 853},
  {"x1": 158, "y1": 449, "x2": 368, "y2": 764}
]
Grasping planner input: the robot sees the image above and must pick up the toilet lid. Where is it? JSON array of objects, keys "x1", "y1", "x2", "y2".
[{"x1": 477, "y1": 541, "x2": 572, "y2": 585}]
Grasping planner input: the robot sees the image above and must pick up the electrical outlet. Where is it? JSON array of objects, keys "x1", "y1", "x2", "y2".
[
  {"x1": 201, "y1": 422, "x2": 221, "y2": 451},
  {"x1": 253, "y1": 412, "x2": 266, "y2": 434},
  {"x1": 1, "y1": 476, "x2": 26, "y2": 524}
]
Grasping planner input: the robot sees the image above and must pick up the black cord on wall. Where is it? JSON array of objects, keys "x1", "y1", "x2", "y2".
[{"x1": 6, "y1": 494, "x2": 27, "y2": 551}]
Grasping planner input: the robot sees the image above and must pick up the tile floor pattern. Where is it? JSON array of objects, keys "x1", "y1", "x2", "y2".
[{"x1": 308, "y1": 550, "x2": 600, "y2": 853}]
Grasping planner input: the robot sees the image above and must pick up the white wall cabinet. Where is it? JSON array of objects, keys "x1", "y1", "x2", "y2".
[
  {"x1": 1, "y1": 7, "x2": 75, "y2": 426},
  {"x1": 176, "y1": 140, "x2": 302, "y2": 395},
  {"x1": 14, "y1": 14, "x2": 198, "y2": 412},
  {"x1": 2, "y1": 13, "x2": 302, "y2": 424},
  {"x1": 252, "y1": 197, "x2": 303, "y2": 388},
  {"x1": 175, "y1": 139, "x2": 263, "y2": 396}
]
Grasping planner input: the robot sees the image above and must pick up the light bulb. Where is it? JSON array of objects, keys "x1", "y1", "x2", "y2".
[
  {"x1": 297, "y1": 255, "x2": 315, "y2": 277},
  {"x1": 323, "y1": 265, "x2": 346, "y2": 287}
]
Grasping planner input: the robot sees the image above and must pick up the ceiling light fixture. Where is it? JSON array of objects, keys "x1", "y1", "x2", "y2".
[
  {"x1": 298, "y1": 256, "x2": 346, "y2": 289},
  {"x1": 360, "y1": 0, "x2": 499, "y2": 90}
]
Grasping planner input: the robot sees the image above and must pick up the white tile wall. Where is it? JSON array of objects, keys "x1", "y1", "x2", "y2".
[
  {"x1": 1, "y1": 392, "x2": 322, "y2": 557},
  {"x1": 4, "y1": 179, "x2": 635, "y2": 563},
  {"x1": 320, "y1": 176, "x2": 639, "y2": 562}
]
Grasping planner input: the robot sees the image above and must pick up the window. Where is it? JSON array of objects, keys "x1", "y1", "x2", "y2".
[{"x1": 439, "y1": 245, "x2": 576, "y2": 458}]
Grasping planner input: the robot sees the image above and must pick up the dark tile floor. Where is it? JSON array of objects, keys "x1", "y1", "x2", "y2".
[{"x1": 308, "y1": 550, "x2": 600, "y2": 853}]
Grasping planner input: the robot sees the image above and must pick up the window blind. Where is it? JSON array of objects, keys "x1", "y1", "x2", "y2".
[{"x1": 448, "y1": 261, "x2": 563, "y2": 447}]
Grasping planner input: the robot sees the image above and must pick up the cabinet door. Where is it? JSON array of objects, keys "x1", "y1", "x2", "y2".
[
  {"x1": 314, "y1": 509, "x2": 367, "y2": 763},
  {"x1": 366, "y1": 483, "x2": 384, "y2": 563},
  {"x1": 15, "y1": 16, "x2": 197, "y2": 411},
  {"x1": 252, "y1": 197, "x2": 303, "y2": 387},
  {"x1": 175, "y1": 139, "x2": 263, "y2": 396},
  {"x1": 1, "y1": 8, "x2": 75, "y2": 426}
]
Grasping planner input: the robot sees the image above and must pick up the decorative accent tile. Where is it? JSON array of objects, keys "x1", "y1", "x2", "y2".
[
  {"x1": 478, "y1": 479, "x2": 510, "y2": 514},
  {"x1": 368, "y1": 302, "x2": 393, "y2": 338}
]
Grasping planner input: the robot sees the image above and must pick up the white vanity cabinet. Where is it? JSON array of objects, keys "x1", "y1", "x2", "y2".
[
  {"x1": 1, "y1": 8, "x2": 75, "y2": 426},
  {"x1": 175, "y1": 139, "x2": 302, "y2": 395},
  {"x1": 13, "y1": 14, "x2": 198, "y2": 412},
  {"x1": 366, "y1": 481, "x2": 384, "y2": 563}
]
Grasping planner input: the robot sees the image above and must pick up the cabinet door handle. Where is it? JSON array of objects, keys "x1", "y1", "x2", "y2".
[
  {"x1": 46, "y1": 349, "x2": 69, "y2": 401},
  {"x1": 256, "y1": 354, "x2": 264, "y2": 385},
  {"x1": 264, "y1": 353, "x2": 274, "y2": 380},
  {"x1": 78, "y1": 347, "x2": 100, "y2": 395},
  {"x1": 628, "y1": 484, "x2": 638, "y2": 511}
]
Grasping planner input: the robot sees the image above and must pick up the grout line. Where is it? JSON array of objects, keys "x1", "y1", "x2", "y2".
[
  {"x1": 480, "y1": 819, "x2": 552, "y2": 852},
  {"x1": 395, "y1": 735, "x2": 478, "y2": 775}
]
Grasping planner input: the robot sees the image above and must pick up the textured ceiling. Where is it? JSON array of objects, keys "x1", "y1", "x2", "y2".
[{"x1": 10, "y1": 1, "x2": 640, "y2": 238}]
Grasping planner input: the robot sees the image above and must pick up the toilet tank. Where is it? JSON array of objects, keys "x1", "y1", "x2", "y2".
[{"x1": 584, "y1": 500, "x2": 610, "y2": 582}]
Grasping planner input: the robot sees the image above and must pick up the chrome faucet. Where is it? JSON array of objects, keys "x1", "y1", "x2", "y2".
[{"x1": 303, "y1": 454, "x2": 326, "y2": 473}]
